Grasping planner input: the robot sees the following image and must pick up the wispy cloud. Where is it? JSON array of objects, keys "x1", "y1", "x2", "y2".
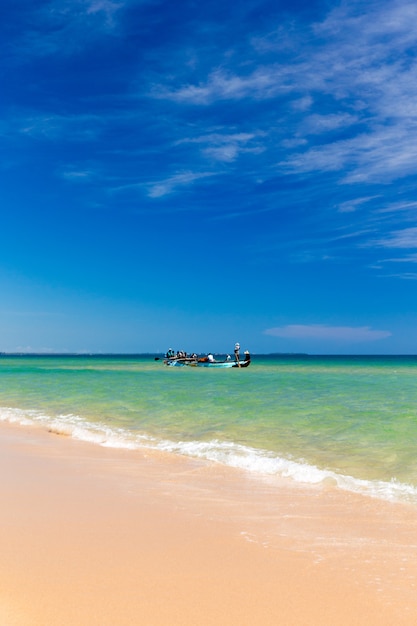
[
  {"x1": 177, "y1": 132, "x2": 265, "y2": 162},
  {"x1": 383, "y1": 272, "x2": 417, "y2": 280},
  {"x1": 150, "y1": 0, "x2": 417, "y2": 186},
  {"x1": 16, "y1": 113, "x2": 103, "y2": 141},
  {"x1": 281, "y1": 126, "x2": 417, "y2": 184},
  {"x1": 374, "y1": 227, "x2": 417, "y2": 249},
  {"x1": 150, "y1": 66, "x2": 292, "y2": 104},
  {"x1": 377, "y1": 201, "x2": 417, "y2": 214},
  {"x1": 300, "y1": 113, "x2": 358, "y2": 135},
  {"x1": 86, "y1": 0, "x2": 123, "y2": 24},
  {"x1": 264, "y1": 324, "x2": 391, "y2": 342},
  {"x1": 61, "y1": 169, "x2": 95, "y2": 181},
  {"x1": 278, "y1": 1, "x2": 417, "y2": 183},
  {"x1": 384, "y1": 253, "x2": 417, "y2": 263},
  {"x1": 371, "y1": 228, "x2": 417, "y2": 278},
  {"x1": 146, "y1": 171, "x2": 215, "y2": 198},
  {"x1": 337, "y1": 196, "x2": 380, "y2": 213}
]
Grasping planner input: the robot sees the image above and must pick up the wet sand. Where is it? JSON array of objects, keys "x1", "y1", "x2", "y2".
[{"x1": 1, "y1": 421, "x2": 417, "y2": 625}]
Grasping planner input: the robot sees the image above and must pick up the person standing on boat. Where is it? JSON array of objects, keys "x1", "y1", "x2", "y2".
[{"x1": 234, "y1": 342, "x2": 240, "y2": 364}]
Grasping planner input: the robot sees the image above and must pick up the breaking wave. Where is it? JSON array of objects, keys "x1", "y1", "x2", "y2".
[{"x1": 2, "y1": 405, "x2": 417, "y2": 506}]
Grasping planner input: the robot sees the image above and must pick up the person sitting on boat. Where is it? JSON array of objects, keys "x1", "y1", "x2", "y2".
[
  {"x1": 244, "y1": 350, "x2": 251, "y2": 362},
  {"x1": 207, "y1": 353, "x2": 215, "y2": 362},
  {"x1": 166, "y1": 348, "x2": 175, "y2": 358}
]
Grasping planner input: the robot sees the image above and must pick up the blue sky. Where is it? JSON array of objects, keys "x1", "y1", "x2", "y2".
[{"x1": 1, "y1": 0, "x2": 417, "y2": 354}]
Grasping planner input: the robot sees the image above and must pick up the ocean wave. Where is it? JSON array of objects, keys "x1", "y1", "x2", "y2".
[{"x1": 1, "y1": 406, "x2": 417, "y2": 506}]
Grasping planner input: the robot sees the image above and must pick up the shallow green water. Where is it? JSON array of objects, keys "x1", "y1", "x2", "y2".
[{"x1": 1, "y1": 354, "x2": 417, "y2": 504}]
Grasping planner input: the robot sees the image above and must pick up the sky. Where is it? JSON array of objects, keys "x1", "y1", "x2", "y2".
[{"x1": 1, "y1": 0, "x2": 417, "y2": 354}]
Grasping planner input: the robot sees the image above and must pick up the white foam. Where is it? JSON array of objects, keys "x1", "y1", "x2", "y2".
[
  {"x1": 2, "y1": 406, "x2": 417, "y2": 506},
  {"x1": 153, "y1": 438, "x2": 417, "y2": 504}
]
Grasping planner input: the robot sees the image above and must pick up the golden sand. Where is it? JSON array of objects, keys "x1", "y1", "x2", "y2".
[{"x1": 1, "y1": 421, "x2": 416, "y2": 625}]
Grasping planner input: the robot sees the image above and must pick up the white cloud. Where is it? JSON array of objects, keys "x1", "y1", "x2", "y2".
[
  {"x1": 151, "y1": 66, "x2": 292, "y2": 104},
  {"x1": 337, "y1": 196, "x2": 379, "y2": 213},
  {"x1": 385, "y1": 253, "x2": 417, "y2": 263},
  {"x1": 281, "y1": 125, "x2": 417, "y2": 183},
  {"x1": 300, "y1": 113, "x2": 358, "y2": 135},
  {"x1": 376, "y1": 200, "x2": 417, "y2": 214},
  {"x1": 86, "y1": 0, "x2": 122, "y2": 21},
  {"x1": 146, "y1": 171, "x2": 215, "y2": 198},
  {"x1": 17, "y1": 113, "x2": 102, "y2": 141},
  {"x1": 264, "y1": 324, "x2": 391, "y2": 342},
  {"x1": 151, "y1": 0, "x2": 417, "y2": 185},
  {"x1": 316, "y1": 0, "x2": 417, "y2": 48},
  {"x1": 280, "y1": 1, "x2": 417, "y2": 182},
  {"x1": 384, "y1": 272, "x2": 417, "y2": 280},
  {"x1": 61, "y1": 169, "x2": 94, "y2": 181},
  {"x1": 290, "y1": 95, "x2": 313, "y2": 112},
  {"x1": 375, "y1": 227, "x2": 417, "y2": 249},
  {"x1": 177, "y1": 132, "x2": 265, "y2": 162}
]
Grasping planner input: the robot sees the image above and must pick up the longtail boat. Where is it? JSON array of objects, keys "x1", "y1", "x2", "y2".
[
  {"x1": 158, "y1": 348, "x2": 251, "y2": 368},
  {"x1": 165, "y1": 357, "x2": 250, "y2": 368}
]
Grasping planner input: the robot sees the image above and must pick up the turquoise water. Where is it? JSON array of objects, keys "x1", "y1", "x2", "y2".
[{"x1": 1, "y1": 354, "x2": 417, "y2": 504}]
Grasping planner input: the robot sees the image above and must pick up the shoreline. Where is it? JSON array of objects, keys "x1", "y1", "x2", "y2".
[
  {"x1": 3, "y1": 404, "x2": 417, "y2": 507},
  {"x1": 1, "y1": 421, "x2": 417, "y2": 625}
]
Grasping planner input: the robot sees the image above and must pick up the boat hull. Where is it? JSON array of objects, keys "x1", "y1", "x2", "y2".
[{"x1": 165, "y1": 358, "x2": 250, "y2": 368}]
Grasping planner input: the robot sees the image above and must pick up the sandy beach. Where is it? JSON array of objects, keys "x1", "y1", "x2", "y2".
[{"x1": 1, "y1": 421, "x2": 417, "y2": 626}]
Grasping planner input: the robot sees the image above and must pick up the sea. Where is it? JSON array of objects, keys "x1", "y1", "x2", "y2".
[{"x1": 1, "y1": 353, "x2": 417, "y2": 507}]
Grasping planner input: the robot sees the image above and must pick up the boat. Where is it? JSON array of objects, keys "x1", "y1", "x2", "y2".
[
  {"x1": 161, "y1": 349, "x2": 251, "y2": 368},
  {"x1": 165, "y1": 357, "x2": 250, "y2": 368}
]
